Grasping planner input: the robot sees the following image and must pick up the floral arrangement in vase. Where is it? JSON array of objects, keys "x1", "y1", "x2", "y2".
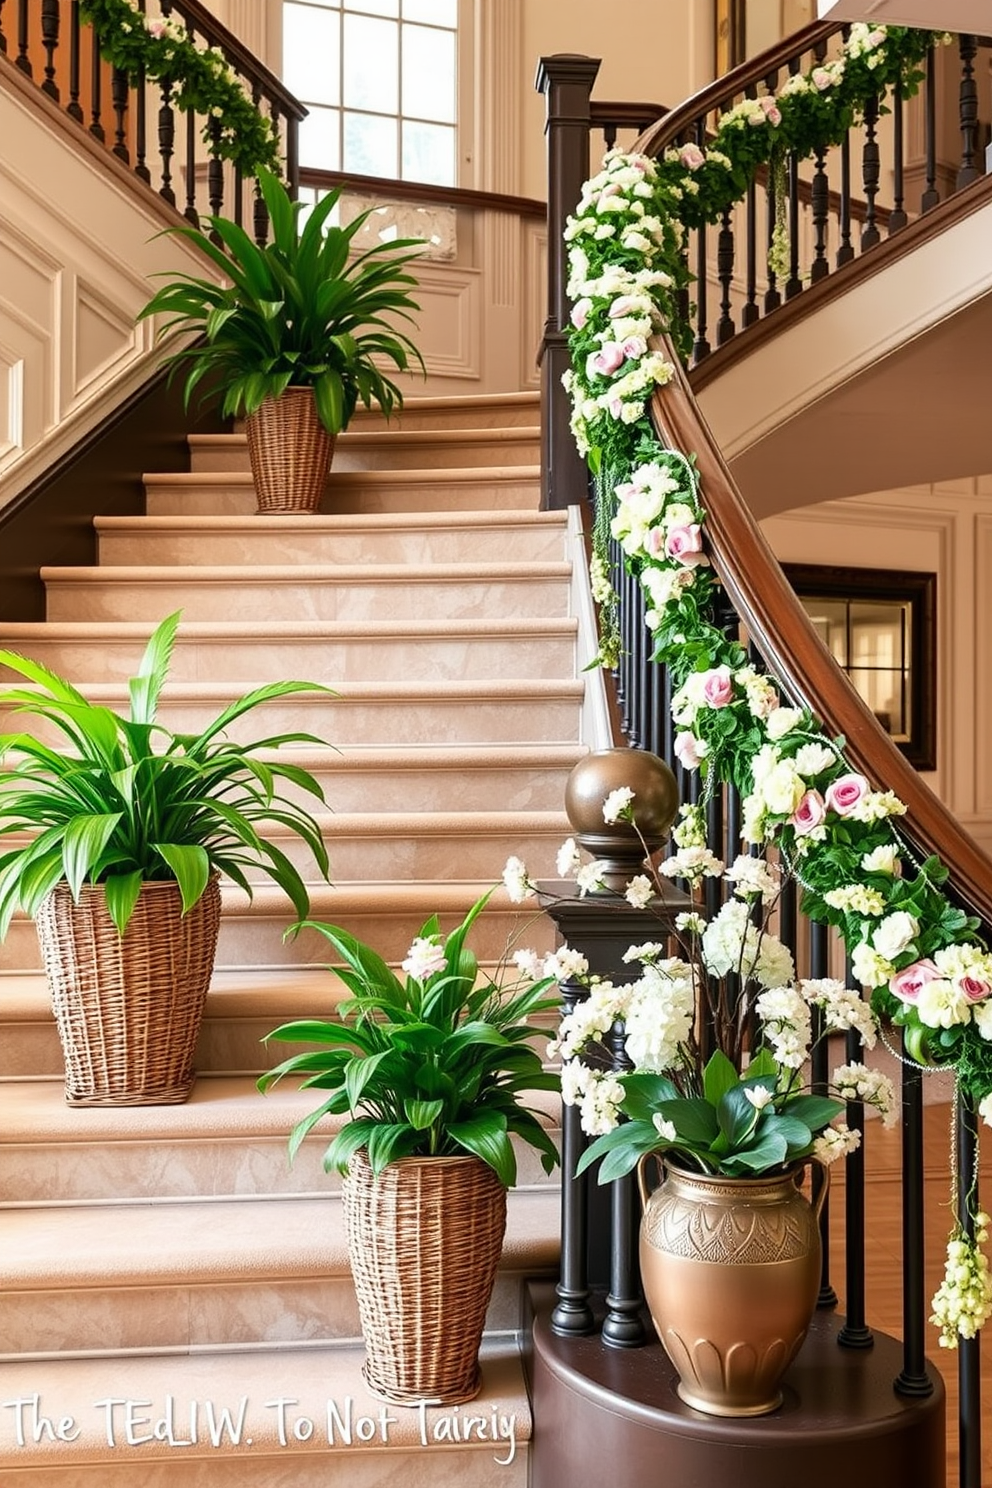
[{"x1": 557, "y1": 22, "x2": 992, "y2": 1348}]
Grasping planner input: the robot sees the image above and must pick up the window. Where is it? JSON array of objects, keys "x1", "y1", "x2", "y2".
[
  {"x1": 784, "y1": 565, "x2": 937, "y2": 771},
  {"x1": 282, "y1": 0, "x2": 458, "y2": 185}
]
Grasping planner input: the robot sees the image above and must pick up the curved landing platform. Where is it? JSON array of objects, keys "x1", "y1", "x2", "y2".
[{"x1": 526, "y1": 1284, "x2": 945, "y2": 1488}]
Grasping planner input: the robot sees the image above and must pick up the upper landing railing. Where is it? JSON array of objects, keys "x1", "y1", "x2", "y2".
[{"x1": 0, "y1": 0, "x2": 305, "y2": 235}]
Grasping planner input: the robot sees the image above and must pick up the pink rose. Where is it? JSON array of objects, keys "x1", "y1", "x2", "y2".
[
  {"x1": 609, "y1": 295, "x2": 642, "y2": 319},
  {"x1": 701, "y1": 666, "x2": 733, "y2": 708},
  {"x1": 643, "y1": 527, "x2": 667, "y2": 558},
  {"x1": 679, "y1": 143, "x2": 705, "y2": 171},
  {"x1": 597, "y1": 183, "x2": 621, "y2": 202},
  {"x1": 586, "y1": 343, "x2": 624, "y2": 378},
  {"x1": 570, "y1": 298, "x2": 592, "y2": 330},
  {"x1": 957, "y1": 974, "x2": 992, "y2": 1004},
  {"x1": 621, "y1": 335, "x2": 647, "y2": 360},
  {"x1": 825, "y1": 773, "x2": 870, "y2": 816},
  {"x1": 147, "y1": 18, "x2": 167, "y2": 38},
  {"x1": 811, "y1": 67, "x2": 832, "y2": 91},
  {"x1": 791, "y1": 790, "x2": 826, "y2": 836},
  {"x1": 665, "y1": 524, "x2": 707, "y2": 568},
  {"x1": 674, "y1": 731, "x2": 706, "y2": 770},
  {"x1": 889, "y1": 959, "x2": 941, "y2": 1004},
  {"x1": 759, "y1": 96, "x2": 782, "y2": 125}
]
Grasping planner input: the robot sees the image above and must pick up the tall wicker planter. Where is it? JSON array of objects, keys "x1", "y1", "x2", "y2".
[
  {"x1": 244, "y1": 387, "x2": 336, "y2": 514},
  {"x1": 36, "y1": 877, "x2": 222, "y2": 1107},
  {"x1": 343, "y1": 1150, "x2": 508, "y2": 1405}
]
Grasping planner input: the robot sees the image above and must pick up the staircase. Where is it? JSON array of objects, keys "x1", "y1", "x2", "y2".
[{"x1": 0, "y1": 390, "x2": 591, "y2": 1484}]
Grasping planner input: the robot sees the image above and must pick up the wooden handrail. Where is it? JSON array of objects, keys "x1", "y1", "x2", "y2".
[
  {"x1": 298, "y1": 167, "x2": 545, "y2": 220},
  {"x1": 650, "y1": 351, "x2": 992, "y2": 927},
  {"x1": 172, "y1": 0, "x2": 307, "y2": 120}
]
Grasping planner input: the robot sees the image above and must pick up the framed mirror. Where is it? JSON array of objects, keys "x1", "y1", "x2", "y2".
[{"x1": 783, "y1": 564, "x2": 937, "y2": 771}]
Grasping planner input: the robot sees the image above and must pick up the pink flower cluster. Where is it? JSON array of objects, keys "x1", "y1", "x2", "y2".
[
  {"x1": 791, "y1": 772, "x2": 868, "y2": 837},
  {"x1": 891, "y1": 961, "x2": 992, "y2": 1006}
]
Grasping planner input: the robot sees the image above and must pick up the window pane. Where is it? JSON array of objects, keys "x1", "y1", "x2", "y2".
[
  {"x1": 801, "y1": 598, "x2": 848, "y2": 666},
  {"x1": 404, "y1": 0, "x2": 457, "y2": 23},
  {"x1": 343, "y1": 14, "x2": 398, "y2": 111},
  {"x1": 284, "y1": 3, "x2": 340, "y2": 105},
  {"x1": 299, "y1": 105, "x2": 341, "y2": 169},
  {"x1": 402, "y1": 120, "x2": 455, "y2": 184},
  {"x1": 403, "y1": 24, "x2": 455, "y2": 123},
  {"x1": 345, "y1": 0, "x2": 399, "y2": 13},
  {"x1": 850, "y1": 602, "x2": 908, "y2": 668},
  {"x1": 850, "y1": 668, "x2": 907, "y2": 738},
  {"x1": 345, "y1": 111, "x2": 398, "y2": 176}
]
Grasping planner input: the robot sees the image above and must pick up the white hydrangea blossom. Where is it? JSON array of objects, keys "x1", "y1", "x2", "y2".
[
  {"x1": 625, "y1": 875, "x2": 654, "y2": 909},
  {"x1": 724, "y1": 853, "x2": 780, "y2": 903},
  {"x1": 543, "y1": 946, "x2": 591, "y2": 984},
  {"x1": 401, "y1": 936, "x2": 447, "y2": 982},
  {"x1": 556, "y1": 837, "x2": 581, "y2": 877},
  {"x1": 502, "y1": 856, "x2": 532, "y2": 903},
  {"x1": 660, "y1": 846, "x2": 724, "y2": 884},
  {"x1": 814, "y1": 1122, "x2": 862, "y2": 1165},
  {"x1": 576, "y1": 860, "x2": 608, "y2": 896},
  {"x1": 755, "y1": 985, "x2": 811, "y2": 1068},
  {"x1": 603, "y1": 786, "x2": 635, "y2": 823},
  {"x1": 801, "y1": 978, "x2": 878, "y2": 1050},
  {"x1": 824, "y1": 884, "x2": 887, "y2": 917},
  {"x1": 832, "y1": 1062, "x2": 898, "y2": 1127},
  {"x1": 623, "y1": 963, "x2": 696, "y2": 1072}
]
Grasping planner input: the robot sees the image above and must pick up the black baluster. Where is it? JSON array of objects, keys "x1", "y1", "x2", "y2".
[
  {"x1": 40, "y1": 0, "x2": 60, "y2": 100},
  {"x1": 957, "y1": 1093, "x2": 983, "y2": 1487},
  {"x1": 0, "y1": 0, "x2": 8, "y2": 55},
  {"x1": 810, "y1": 144, "x2": 829, "y2": 282},
  {"x1": 184, "y1": 100, "x2": 199, "y2": 226},
  {"x1": 134, "y1": 59, "x2": 150, "y2": 184},
  {"x1": 921, "y1": 45, "x2": 940, "y2": 212},
  {"x1": 888, "y1": 81, "x2": 908, "y2": 234},
  {"x1": 111, "y1": 67, "x2": 129, "y2": 162},
  {"x1": 861, "y1": 92, "x2": 880, "y2": 250},
  {"x1": 743, "y1": 176, "x2": 759, "y2": 326},
  {"x1": 158, "y1": 78, "x2": 176, "y2": 206},
  {"x1": 716, "y1": 205, "x2": 735, "y2": 344},
  {"x1": 601, "y1": 1019, "x2": 646, "y2": 1347},
  {"x1": 785, "y1": 151, "x2": 802, "y2": 299},
  {"x1": 602, "y1": 122, "x2": 618, "y2": 152},
  {"x1": 89, "y1": 25, "x2": 105, "y2": 142},
  {"x1": 957, "y1": 34, "x2": 980, "y2": 188},
  {"x1": 67, "y1": 1, "x2": 83, "y2": 123},
  {"x1": 550, "y1": 973, "x2": 596, "y2": 1338},
  {"x1": 254, "y1": 178, "x2": 270, "y2": 247},
  {"x1": 15, "y1": 0, "x2": 30, "y2": 74},
  {"x1": 764, "y1": 159, "x2": 781, "y2": 312},
  {"x1": 836, "y1": 132, "x2": 854, "y2": 266},
  {"x1": 809, "y1": 919, "x2": 838, "y2": 1308},
  {"x1": 692, "y1": 125, "x2": 710, "y2": 364},
  {"x1": 894, "y1": 1047, "x2": 933, "y2": 1397},
  {"x1": 208, "y1": 115, "x2": 225, "y2": 243},
  {"x1": 837, "y1": 1011, "x2": 872, "y2": 1348}
]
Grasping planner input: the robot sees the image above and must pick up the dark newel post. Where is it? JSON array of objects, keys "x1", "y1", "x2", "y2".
[
  {"x1": 601, "y1": 1018, "x2": 646, "y2": 1347},
  {"x1": 549, "y1": 969, "x2": 596, "y2": 1337},
  {"x1": 894, "y1": 1045, "x2": 933, "y2": 1397},
  {"x1": 957, "y1": 1092, "x2": 982, "y2": 1487},
  {"x1": 536, "y1": 54, "x2": 600, "y2": 513},
  {"x1": 837, "y1": 1018, "x2": 872, "y2": 1349}
]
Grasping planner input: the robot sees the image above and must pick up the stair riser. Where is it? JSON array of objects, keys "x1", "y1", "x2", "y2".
[
  {"x1": 0, "y1": 632, "x2": 576, "y2": 685},
  {"x1": 349, "y1": 392, "x2": 539, "y2": 429},
  {"x1": 96, "y1": 520, "x2": 568, "y2": 567},
  {"x1": 145, "y1": 476, "x2": 540, "y2": 518},
  {"x1": 190, "y1": 435, "x2": 540, "y2": 472},
  {"x1": 44, "y1": 574, "x2": 570, "y2": 624},
  {"x1": 287, "y1": 762, "x2": 580, "y2": 813}
]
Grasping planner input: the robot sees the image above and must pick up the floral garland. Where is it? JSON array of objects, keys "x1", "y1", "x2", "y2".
[
  {"x1": 563, "y1": 23, "x2": 992, "y2": 1346},
  {"x1": 79, "y1": 0, "x2": 281, "y2": 178}
]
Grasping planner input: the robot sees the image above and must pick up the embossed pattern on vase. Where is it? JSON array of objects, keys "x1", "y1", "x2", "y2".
[{"x1": 639, "y1": 1165, "x2": 821, "y2": 1417}]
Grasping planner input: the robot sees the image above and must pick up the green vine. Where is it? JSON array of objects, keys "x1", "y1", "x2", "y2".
[{"x1": 79, "y1": 0, "x2": 282, "y2": 178}]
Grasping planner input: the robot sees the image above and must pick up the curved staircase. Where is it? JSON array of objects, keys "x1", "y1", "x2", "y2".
[{"x1": 0, "y1": 391, "x2": 592, "y2": 1484}]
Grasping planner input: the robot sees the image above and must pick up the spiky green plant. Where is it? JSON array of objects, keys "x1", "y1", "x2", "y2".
[
  {"x1": 0, "y1": 612, "x2": 332, "y2": 936},
  {"x1": 259, "y1": 892, "x2": 561, "y2": 1186},
  {"x1": 138, "y1": 167, "x2": 425, "y2": 435}
]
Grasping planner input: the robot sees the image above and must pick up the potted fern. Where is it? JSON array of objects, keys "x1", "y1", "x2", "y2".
[
  {"x1": 259, "y1": 888, "x2": 560, "y2": 1405},
  {"x1": 0, "y1": 611, "x2": 332, "y2": 1106},
  {"x1": 138, "y1": 167, "x2": 425, "y2": 514}
]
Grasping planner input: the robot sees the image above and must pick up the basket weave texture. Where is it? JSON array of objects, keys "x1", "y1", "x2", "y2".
[
  {"x1": 244, "y1": 387, "x2": 336, "y2": 514},
  {"x1": 36, "y1": 877, "x2": 221, "y2": 1107},
  {"x1": 343, "y1": 1150, "x2": 508, "y2": 1405}
]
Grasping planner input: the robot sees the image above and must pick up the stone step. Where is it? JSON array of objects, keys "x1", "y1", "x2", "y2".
[
  {"x1": 0, "y1": 679, "x2": 584, "y2": 748},
  {"x1": 0, "y1": 1076, "x2": 561, "y2": 1202},
  {"x1": 0, "y1": 1339, "x2": 531, "y2": 1483},
  {"x1": 94, "y1": 509, "x2": 569, "y2": 568},
  {"x1": 0, "y1": 1186, "x2": 559, "y2": 1358},
  {"x1": 1, "y1": 881, "x2": 557, "y2": 974},
  {"x1": 346, "y1": 387, "x2": 540, "y2": 430},
  {"x1": 0, "y1": 617, "x2": 578, "y2": 686},
  {"x1": 144, "y1": 467, "x2": 541, "y2": 517},
  {"x1": 189, "y1": 425, "x2": 540, "y2": 473},
  {"x1": 41, "y1": 562, "x2": 572, "y2": 624}
]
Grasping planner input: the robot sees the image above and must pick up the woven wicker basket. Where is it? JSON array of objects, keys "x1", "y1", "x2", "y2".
[
  {"x1": 244, "y1": 387, "x2": 336, "y2": 514},
  {"x1": 36, "y1": 877, "x2": 221, "y2": 1107},
  {"x1": 343, "y1": 1150, "x2": 508, "y2": 1405}
]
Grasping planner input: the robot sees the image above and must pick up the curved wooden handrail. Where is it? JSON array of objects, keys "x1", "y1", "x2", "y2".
[
  {"x1": 649, "y1": 355, "x2": 992, "y2": 927},
  {"x1": 174, "y1": 0, "x2": 307, "y2": 119},
  {"x1": 298, "y1": 167, "x2": 545, "y2": 220}
]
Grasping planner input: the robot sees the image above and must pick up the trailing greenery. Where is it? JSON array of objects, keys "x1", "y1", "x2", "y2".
[
  {"x1": 0, "y1": 612, "x2": 331, "y2": 936},
  {"x1": 259, "y1": 891, "x2": 560, "y2": 1186},
  {"x1": 79, "y1": 0, "x2": 282, "y2": 177},
  {"x1": 139, "y1": 167, "x2": 425, "y2": 436}
]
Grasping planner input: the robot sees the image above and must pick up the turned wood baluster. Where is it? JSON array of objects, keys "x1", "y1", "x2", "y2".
[
  {"x1": 15, "y1": 0, "x2": 30, "y2": 74},
  {"x1": 40, "y1": 0, "x2": 60, "y2": 101},
  {"x1": 692, "y1": 122, "x2": 711, "y2": 364},
  {"x1": 716, "y1": 203, "x2": 736, "y2": 345},
  {"x1": 889, "y1": 81, "x2": 908, "y2": 234},
  {"x1": 601, "y1": 1018, "x2": 646, "y2": 1348},
  {"x1": 921, "y1": 44, "x2": 940, "y2": 212},
  {"x1": 860, "y1": 92, "x2": 881, "y2": 250},
  {"x1": 836, "y1": 133, "x2": 854, "y2": 266},
  {"x1": 894, "y1": 1046, "x2": 933, "y2": 1399},
  {"x1": 112, "y1": 67, "x2": 130, "y2": 162},
  {"x1": 158, "y1": 77, "x2": 177, "y2": 206},
  {"x1": 67, "y1": 1, "x2": 83, "y2": 123},
  {"x1": 784, "y1": 56, "x2": 802, "y2": 300},
  {"x1": 810, "y1": 42, "x2": 829, "y2": 280},
  {"x1": 550, "y1": 972, "x2": 596, "y2": 1339},
  {"x1": 0, "y1": 1, "x2": 8, "y2": 55},
  {"x1": 957, "y1": 34, "x2": 980, "y2": 188},
  {"x1": 743, "y1": 175, "x2": 759, "y2": 326},
  {"x1": 837, "y1": 1008, "x2": 872, "y2": 1349},
  {"x1": 134, "y1": 62, "x2": 151, "y2": 184},
  {"x1": 208, "y1": 115, "x2": 225, "y2": 242},
  {"x1": 184, "y1": 98, "x2": 199, "y2": 226},
  {"x1": 89, "y1": 25, "x2": 105, "y2": 142},
  {"x1": 763, "y1": 67, "x2": 781, "y2": 313}
]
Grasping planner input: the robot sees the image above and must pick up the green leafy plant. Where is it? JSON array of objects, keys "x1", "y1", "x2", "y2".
[
  {"x1": 259, "y1": 890, "x2": 561, "y2": 1186},
  {"x1": 0, "y1": 611, "x2": 332, "y2": 936},
  {"x1": 138, "y1": 168, "x2": 425, "y2": 436}
]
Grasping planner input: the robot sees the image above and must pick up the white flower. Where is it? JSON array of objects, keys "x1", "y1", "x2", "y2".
[
  {"x1": 624, "y1": 963, "x2": 695, "y2": 1072},
  {"x1": 576, "y1": 860, "x2": 608, "y2": 896},
  {"x1": 660, "y1": 846, "x2": 724, "y2": 884},
  {"x1": 794, "y1": 743, "x2": 837, "y2": 777},
  {"x1": 755, "y1": 985, "x2": 811, "y2": 1068},
  {"x1": 980, "y1": 1092, "x2": 992, "y2": 1127},
  {"x1": 401, "y1": 936, "x2": 446, "y2": 981},
  {"x1": 502, "y1": 856, "x2": 532, "y2": 902},
  {"x1": 621, "y1": 941, "x2": 668, "y2": 964},
  {"x1": 917, "y1": 979, "x2": 971, "y2": 1029},
  {"x1": 861, "y1": 844, "x2": 902, "y2": 877},
  {"x1": 653, "y1": 1115, "x2": 678, "y2": 1140},
  {"x1": 671, "y1": 803, "x2": 706, "y2": 848},
  {"x1": 823, "y1": 884, "x2": 886, "y2": 917},
  {"x1": 556, "y1": 837, "x2": 581, "y2": 877},
  {"x1": 851, "y1": 942, "x2": 896, "y2": 990},
  {"x1": 974, "y1": 1003, "x2": 992, "y2": 1041},
  {"x1": 766, "y1": 706, "x2": 803, "y2": 741},
  {"x1": 872, "y1": 911, "x2": 919, "y2": 961},
  {"x1": 931, "y1": 1227, "x2": 992, "y2": 1347},
  {"x1": 744, "y1": 1086, "x2": 774, "y2": 1111},
  {"x1": 725, "y1": 853, "x2": 780, "y2": 903},
  {"x1": 675, "y1": 911, "x2": 705, "y2": 935},
  {"x1": 814, "y1": 1122, "x2": 862, "y2": 1165},
  {"x1": 603, "y1": 786, "x2": 635, "y2": 823},
  {"x1": 625, "y1": 875, "x2": 654, "y2": 909},
  {"x1": 513, "y1": 948, "x2": 543, "y2": 979},
  {"x1": 801, "y1": 979, "x2": 878, "y2": 1049},
  {"x1": 544, "y1": 946, "x2": 590, "y2": 983},
  {"x1": 832, "y1": 1062, "x2": 898, "y2": 1127}
]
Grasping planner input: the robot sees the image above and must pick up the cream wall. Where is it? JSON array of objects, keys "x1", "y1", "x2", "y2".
[{"x1": 762, "y1": 479, "x2": 992, "y2": 855}]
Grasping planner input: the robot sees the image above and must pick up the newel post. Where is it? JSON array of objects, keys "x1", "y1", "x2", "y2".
[{"x1": 535, "y1": 54, "x2": 600, "y2": 513}]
